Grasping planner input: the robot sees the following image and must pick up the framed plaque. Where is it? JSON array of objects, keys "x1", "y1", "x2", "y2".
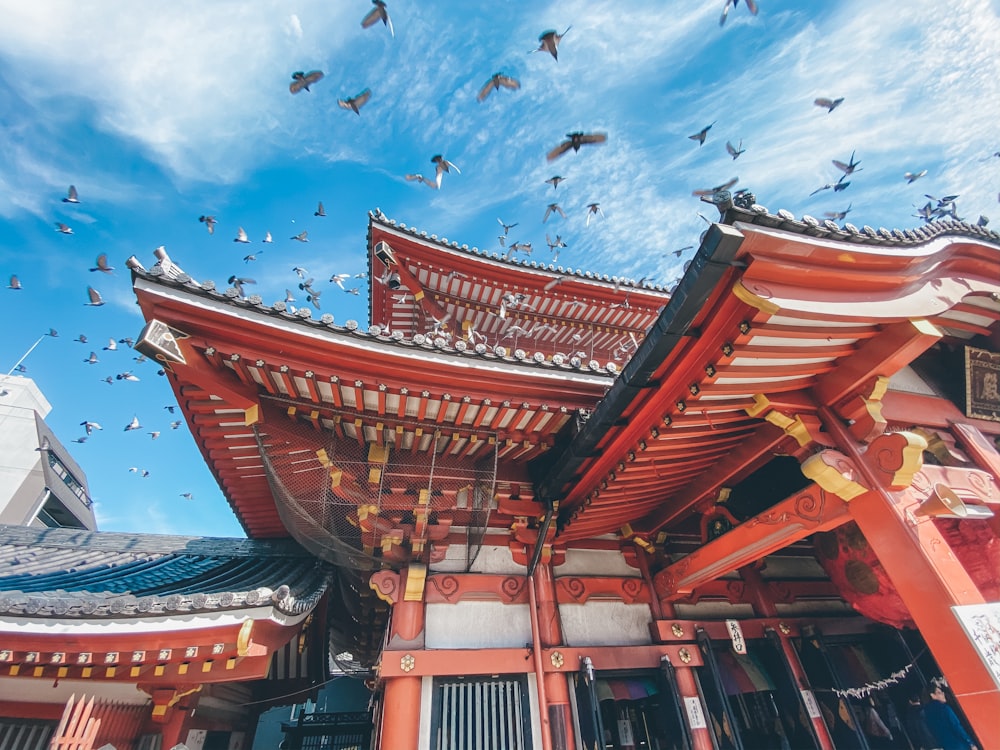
[{"x1": 965, "y1": 346, "x2": 1000, "y2": 422}]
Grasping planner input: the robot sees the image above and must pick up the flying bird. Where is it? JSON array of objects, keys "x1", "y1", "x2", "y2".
[
  {"x1": 720, "y1": 0, "x2": 758, "y2": 26},
  {"x1": 171, "y1": 421, "x2": 182, "y2": 430},
  {"x1": 545, "y1": 175, "x2": 565, "y2": 190},
  {"x1": 405, "y1": 173, "x2": 437, "y2": 188},
  {"x1": 90, "y1": 254, "x2": 114, "y2": 273},
  {"x1": 148, "y1": 431, "x2": 160, "y2": 440},
  {"x1": 46, "y1": 328, "x2": 58, "y2": 337},
  {"x1": 543, "y1": 203, "x2": 566, "y2": 222},
  {"x1": 810, "y1": 181, "x2": 850, "y2": 196},
  {"x1": 534, "y1": 27, "x2": 570, "y2": 60},
  {"x1": 85, "y1": 287, "x2": 105, "y2": 306},
  {"x1": 546, "y1": 131, "x2": 607, "y2": 161},
  {"x1": 290, "y1": 70, "x2": 324, "y2": 94},
  {"x1": 726, "y1": 140, "x2": 745, "y2": 160},
  {"x1": 198, "y1": 215, "x2": 216, "y2": 234},
  {"x1": 55, "y1": 222, "x2": 73, "y2": 234},
  {"x1": 688, "y1": 122, "x2": 715, "y2": 146},
  {"x1": 228, "y1": 275, "x2": 256, "y2": 296},
  {"x1": 262, "y1": 231, "x2": 273, "y2": 243},
  {"x1": 585, "y1": 203, "x2": 605, "y2": 227},
  {"x1": 8, "y1": 275, "x2": 21, "y2": 290},
  {"x1": 124, "y1": 416, "x2": 142, "y2": 432},
  {"x1": 180, "y1": 493, "x2": 194, "y2": 500},
  {"x1": 63, "y1": 185, "x2": 80, "y2": 204},
  {"x1": 314, "y1": 201, "x2": 327, "y2": 217},
  {"x1": 74, "y1": 334, "x2": 87, "y2": 343},
  {"x1": 233, "y1": 227, "x2": 250, "y2": 243},
  {"x1": 119, "y1": 337, "x2": 134, "y2": 348},
  {"x1": 823, "y1": 204, "x2": 853, "y2": 221},
  {"x1": 80, "y1": 421, "x2": 102, "y2": 435},
  {"x1": 243, "y1": 252, "x2": 262, "y2": 263},
  {"x1": 361, "y1": 0, "x2": 394, "y2": 36},
  {"x1": 330, "y1": 273, "x2": 351, "y2": 290},
  {"x1": 338, "y1": 88, "x2": 372, "y2": 114},
  {"x1": 814, "y1": 96, "x2": 844, "y2": 113},
  {"x1": 832, "y1": 151, "x2": 862, "y2": 176},
  {"x1": 498, "y1": 218, "x2": 518, "y2": 236},
  {"x1": 84, "y1": 352, "x2": 99, "y2": 365},
  {"x1": 431, "y1": 154, "x2": 460, "y2": 188},
  {"x1": 103, "y1": 338, "x2": 117, "y2": 351},
  {"x1": 546, "y1": 234, "x2": 567, "y2": 259},
  {"x1": 477, "y1": 73, "x2": 520, "y2": 102},
  {"x1": 291, "y1": 231, "x2": 309, "y2": 242},
  {"x1": 692, "y1": 177, "x2": 739, "y2": 197},
  {"x1": 116, "y1": 372, "x2": 140, "y2": 382},
  {"x1": 293, "y1": 266, "x2": 308, "y2": 279},
  {"x1": 904, "y1": 170, "x2": 928, "y2": 184}
]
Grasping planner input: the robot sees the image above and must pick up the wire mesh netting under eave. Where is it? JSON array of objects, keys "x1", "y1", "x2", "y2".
[{"x1": 255, "y1": 420, "x2": 497, "y2": 573}]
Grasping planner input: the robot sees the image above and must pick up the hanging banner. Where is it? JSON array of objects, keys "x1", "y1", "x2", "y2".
[
  {"x1": 684, "y1": 697, "x2": 707, "y2": 729},
  {"x1": 800, "y1": 689, "x2": 822, "y2": 719},
  {"x1": 726, "y1": 619, "x2": 747, "y2": 654},
  {"x1": 965, "y1": 346, "x2": 1000, "y2": 422}
]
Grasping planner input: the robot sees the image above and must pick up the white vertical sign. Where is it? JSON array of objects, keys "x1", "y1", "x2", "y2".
[
  {"x1": 684, "y1": 697, "x2": 707, "y2": 729},
  {"x1": 800, "y1": 689, "x2": 821, "y2": 719},
  {"x1": 726, "y1": 619, "x2": 747, "y2": 654}
]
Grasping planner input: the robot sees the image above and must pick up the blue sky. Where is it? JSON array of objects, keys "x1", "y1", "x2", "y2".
[{"x1": 1, "y1": 0, "x2": 998, "y2": 538}]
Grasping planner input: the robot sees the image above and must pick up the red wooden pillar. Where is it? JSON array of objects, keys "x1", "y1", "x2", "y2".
[
  {"x1": 532, "y1": 561, "x2": 575, "y2": 750},
  {"x1": 820, "y1": 413, "x2": 1000, "y2": 747},
  {"x1": 740, "y1": 565, "x2": 836, "y2": 750},
  {"x1": 654, "y1": 604, "x2": 715, "y2": 750},
  {"x1": 377, "y1": 565, "x2": 425, "y2": 750}
]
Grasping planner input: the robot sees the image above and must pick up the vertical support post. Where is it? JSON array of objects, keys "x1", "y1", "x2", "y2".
[
  {"x1": 531, "y1": 560, "x2": 576, "y2": 750},
  {"x1": 378, "y1": 565, "x2": 426, "y2": 750}
]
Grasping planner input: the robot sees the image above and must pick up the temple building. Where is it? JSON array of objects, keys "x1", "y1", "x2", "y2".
[{"x1": 2, "y1": 200, "x2": 1000, "y2": 749}]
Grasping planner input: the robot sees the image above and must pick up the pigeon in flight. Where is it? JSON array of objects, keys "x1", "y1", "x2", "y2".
[
  {"x1": 55, "y1": 222, "x2": 73, "y2": 234},
  {"x1": 315, "y1": 201, "x2": 327, "y2": 217},
  {"x1": 290, "y1": 70, "x2": 324, "y2": 94},
  {"x1": 726, "y1": 140, "x2": 745, "y2": 160},
  {"x1": 688, "y1": 122, "x2": 715, "y2": 146},
  {"x1": 585, "y1": 203, "x2": 605, "y2": 226},
  {"x1": 46, "y1": 328, "x2": 58, "y2": 337},
  {"x1": 534, "y1": 27, "x2": 570, "y2": 60},
  {"x1": 171, "y1": 421, "x2": 182, "y2": 429},
  {"x1": 405, "y1": 173, "x2": 437, "y2": 189},
  {"x1": 90, "y1": 254, "x2": 114, "y2": 273},
  {"x1": 477, "y1": 73, "x2": 520, "y2": 102},
  {"x1": 692, "y1": 177, "x2": 739, "y2": 197},
  {"x1": 814, "y1": 96, "x2": 844, "y2": 113},
  {"x1": 361, "y1": 0, "x2": 394, "y2": 36},
  {"x1": 832, "y1": 151, "x2": 862, "y2": 176},
  {"x1": 543, "y1": 203, "x2": 566, "y2": 223},
  {"x1": 148, "y1": 431, "x2": 160, "y2": 440},
  {"x1": 810, "y1": 181, "x2": 850, "y2": 196},
  {"x1": 545, "y1": 175, "x2": 565, "y2": 190},
  {"x1": 228, "y1": 275, "x2": 255, "y2": 296},
  {"x1": 85, "y1": 287, "x2": 105, "y2": 306},
  {"x1": 84, "y1": 352, "x2": 99, "y2": 365},
  {"x1": 81, "y1": 421, "x2": 102, "y2": 435},
  {"x1": 72, "y1": 437, "x2": 88, "y2": 444},
  {"x1": 720, "y1": 0, "x2": 758, "y2": 26},
  {"x1": 180, "y1": 492, "x2": 194, "y2": 500},
  {"x1": 823, "y1": 204, "x2": 853, "y2": 221},
  {"x1": 74, "y1": 334, "x2": 88, "y2": 343},
  {"x1": 233, "y1": 227, "x2": 250, "y2": 243},
  {"x1": 63, "y1": 185, "x2": 80, "y2": 204},
  {"x1": 330, "y1": 273, "x2": 351, "y2": 290},
  {"x1": 8, "y1": 275, "x2": 21, "y2": 290},
  {"x1": 124, "y1": 416, "x2": 142, "y2": 432},
  {"x1": 431, "y1": 154, "x2": 460, "y2": 188},
  {"x1": 291, "y1": 230, "x2": 309, "y2": 242},
  {"x1": 103, "y1": 338, "x2": 117, "y2": 351},
  {"x1": 120, "y1": 337, "x2": 134, "y2": 348},
  {"x1": 262, "y1": 231, "x2": 273, "y2": 243},
  {"x1": 243, "y1": 252, "x2": 262, "y2": 263},
  {"x1": 498, "y1": 218, "x2": 518, "y2": 236},
  {"x1": 198, "y1": 215, "x2": 216, "y2": 234},
  {"x1": 338, "y1": 88, "x2": 372, "y2": 114},
  {"x1": 116, "y1": 372, "x2": 140, "y2": 382},
  {"x1": 547, "y1": 131, "x2": 607, "y2": 161},
  {"x1": 293, "y1": 266, "x2": 308, "y2": 279},
  {"x1": 904, "y1": 170, "x2": 927, "y2": 184}
]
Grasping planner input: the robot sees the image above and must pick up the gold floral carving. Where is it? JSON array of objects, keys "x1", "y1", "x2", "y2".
[
  {"x1": 400, "y1": 654, "x2": 415, "y2": 673},
  {"x1": 550, "y1": 651, "x2": 565, "y2": 669},
  {"x1": 678, "y1": 647, "x2": 692, "y2": 664},
  {"x1": 671, "y1": 623, "x2": 685, "y2": 638}
]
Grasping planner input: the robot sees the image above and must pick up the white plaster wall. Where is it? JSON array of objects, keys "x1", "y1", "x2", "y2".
[
  {"x1": 425, "y1": 601, "x2": 531, "y2": 649},
  {"x1": 556, "y1": 547, "x2": 641, "y2": 577},
  {"x1": 558, "y1": 602, "x2": 652, "y2": 647},
  {"x1": 888, "y1": 365, "x2": 937, "y2": 395},
  {"x1": 429, "y1": 543, "x2": 526, "y2": 575}
]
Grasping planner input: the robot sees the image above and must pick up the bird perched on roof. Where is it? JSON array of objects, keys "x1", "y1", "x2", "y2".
[
  {"x1": 289, "y1": 70, "x2": 324, "y2": 94},
  {"x1": 361, "y1": 0, "x2": 394, "y2": 37},
  {"x1": 55, "y1": 222, "x2": 73, "y2": 234},
  {"x1": 726, "y1": 140, "x2": 745, "y2": 160},
  {"x1": 198, "y1": 215, "x2": 216, "y2": 234},
  {"x1": 477, "y1": 73, "x2": 520, "y2": 102},
  {"x1": 431, "y1": 154, "x2": 460, "y2": 188},
  {"x1": 545, "y1": 175, "x2": 565, "y2": 190},
  {"x1": 547, "y1": 132, "x2": 607, "y2": 161},
  {"x1": 688, "y1": 122, "x2": 715, "y2": 146},
  {"x1": 63, "y1": 185, "x2": 80, "y2": 203},
  {"x1": 291, "y1": 230, "x2": 309, "y2": 242},
  {"x1": 832, "y1": 151, "x2": 862, "y2": 176},
  {"x1": 314, "y1": 201, "x2": 326, "y2": 217},
  {"x1": 585, "y1": 203, "x2": 605, "y2": 226},
  {"x1": 233, "y1": 227, "x2": 250, "y2": 243},
  {"x1": 543, "y1": 203, "x2": 566, "y2": 223},
  {"x1": 90, "y1": 254, "x2": 114, "y2": 273},
  {"x1": 405, "y1": 173, "x2": 437, "y2": 189},
  {"x1": 692, "y1": 177, "x2": 739, "y2": 197},
  {"x1": 823, "y1": 204, "x2": 853, "y2": 221},
  {"x1": 719, "y1": 0, "x2": 758, "y2": 25},
  {"x1": 338, "y1": 88, "x2": 372, "y2": 114},
  {"x1": 534, "y1": 27, "x2": 570, "y2": 60},
  {"x1": 904, "y1": 170, "x2": 927, "y2": 183},
  {"x1": 814, "y1": 96, "x2": 844, "y2": 113},
  {"x1": 228, "y1": 275, "x2": 255, "y2": 296},
  {"x1": 8, "y1": 275, "x2": 21, "y2": 290},
  {"x1": 85, "y1": 287, "x2": 105, "y2": 306}
]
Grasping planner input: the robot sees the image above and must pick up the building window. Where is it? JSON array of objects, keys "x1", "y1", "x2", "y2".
[
  {"x1": 46, "y1": 451, "x2": 92, "y2": 508},
  {"x1": 430, "y1": 675, "x2": 532, "y2": 749}
]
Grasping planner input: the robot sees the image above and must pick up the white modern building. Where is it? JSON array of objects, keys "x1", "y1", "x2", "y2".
[{"x1": 0, "y1": 374, "x2": 96, "y2": 530}]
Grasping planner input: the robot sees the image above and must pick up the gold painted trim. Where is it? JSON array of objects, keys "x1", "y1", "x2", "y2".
[
  {"x1": 801, "y1": 453, "x2": 867, "y2": 501},
  {"x1": 404, "y1": 563, "x2": 427, "y2": 602},
  {"x1": 732, "y1": 280, "x2": 780, "y2": 314}
]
